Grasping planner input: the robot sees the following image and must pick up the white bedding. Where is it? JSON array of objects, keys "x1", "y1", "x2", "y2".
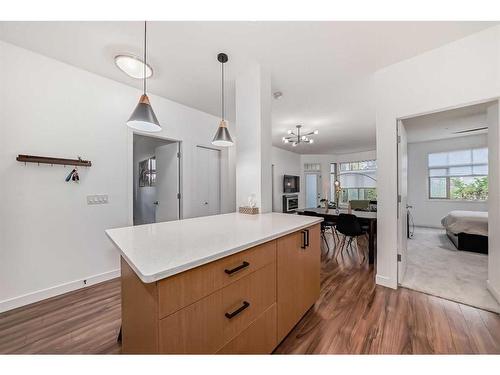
[{"x1": 441, "y1": 210, "x2": 488, "y2": 237}]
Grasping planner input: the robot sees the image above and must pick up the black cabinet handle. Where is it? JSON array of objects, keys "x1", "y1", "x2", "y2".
[
  {"x1": 225, "y1": 301, "x2": 250, "y2": 319},
  {"x1": 224, "y1": 261, "x2": 250, "y2": 275},
  {"x1": 305, "y1": 229, "x2": 310, "y2": 247},
  {"x1": 301, "y1": 230, "x2": 307, "y2": 249}
]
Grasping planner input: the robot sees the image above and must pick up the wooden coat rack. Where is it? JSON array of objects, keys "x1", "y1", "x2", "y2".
[{"x1": 16, "y1": 154, "x2": 92, "y2": 167}]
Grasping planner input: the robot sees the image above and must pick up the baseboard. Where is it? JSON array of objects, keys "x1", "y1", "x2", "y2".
[
  {"x1": 487, "y1": 279, "x2": 500, "y2": 304},
  {"x1": 0, "y1": 269, "x2": 120, "y2": 313},
  {"x1": 375, "y1": 274, "x2": 396, "y2": 289}
]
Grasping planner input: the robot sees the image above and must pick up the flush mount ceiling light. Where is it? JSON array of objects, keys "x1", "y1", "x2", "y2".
[
  {"x1": 114, "y1": 53, "x2": 153, "y2": 79},
  {"x1": 212, "y1": 53, "x2": 234, "y2": 147},
  {"x1": 126, "y1": 21, "x2": 161, "y2": 133},
  {"x1": 282, "y1": 125, "x2": 318, "y2": 147}
]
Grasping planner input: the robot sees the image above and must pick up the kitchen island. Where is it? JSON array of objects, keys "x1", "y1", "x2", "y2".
[{"x1": 106, "y1": 212, "x2": 322, "y2": 354}]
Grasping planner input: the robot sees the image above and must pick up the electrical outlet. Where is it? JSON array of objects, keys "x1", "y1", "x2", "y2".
[{"x1": 87, "y1": 194, "x2": 109, "y2": 205}]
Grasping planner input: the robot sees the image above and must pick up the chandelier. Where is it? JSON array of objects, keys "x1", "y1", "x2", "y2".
[{"x1": 282, "y1": 125, "x2": 318, "y2": 147}]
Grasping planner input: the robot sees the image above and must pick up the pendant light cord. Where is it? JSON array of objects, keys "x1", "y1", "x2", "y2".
[
  {"x1": 143, "y1": 20, "x2": 147, "y2": 95},
  {"x1": 221, "y1": 60, "x2": 225, "y2": 121}
]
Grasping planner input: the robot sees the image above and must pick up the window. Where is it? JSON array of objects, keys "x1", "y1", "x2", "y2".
[
  {"x1": 139, "y1": 157, "x2": 156, "y2": 187},
  {"x1": 428, "y1": 147, "x2": 488, "y2": 200},
  {"x1": 333, "y1": 160, "x2": 377, "y2": 205},
  {"x1": 304, "y1": 163, "x2": 321, "y2": 172}
]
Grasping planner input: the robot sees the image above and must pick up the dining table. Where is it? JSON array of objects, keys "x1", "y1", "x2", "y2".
[{"x1": 295, "y1": 207, "x2": 377, "y2": 264}]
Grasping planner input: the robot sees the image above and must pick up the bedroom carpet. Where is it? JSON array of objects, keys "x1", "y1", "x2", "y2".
[{"x1": 401, "y1": 226, "x2": 500, "y2": 313}]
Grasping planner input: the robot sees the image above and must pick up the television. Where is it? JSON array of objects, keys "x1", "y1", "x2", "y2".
[{"x1": 283, "y1": 175, "x2": 300, "y2": 193}]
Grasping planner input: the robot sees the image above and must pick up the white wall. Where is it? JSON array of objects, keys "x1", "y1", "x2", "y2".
[
  {"x1": 235, "y1": 63, "x2": 272, "y2": 212},
  {"x1": 0, "y1": 41, "x2": 236, "y2": 312},
  {"x1": 407, "y1": 134, "x2": 488, "y2": 228},
  {"x1": 375, "y1": 26, "x2": 500, "y2": 289},
  {"x1": 299, "y1": 150, "x2": 377, "y2": 205},
  {"x1": 271, "y1": 147, "x2": 301, "y2": 212}
]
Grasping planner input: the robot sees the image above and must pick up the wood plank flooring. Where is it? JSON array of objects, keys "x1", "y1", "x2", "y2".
[
  {"x1": 0, "y1": 279, "x2": 121, "y2": 354},
  {"x1": 276, "y1": 236, "x2": 500, "y2": 354},
  {"x1": 1, "y1": 236, "x2": 499, "y2": 354}
]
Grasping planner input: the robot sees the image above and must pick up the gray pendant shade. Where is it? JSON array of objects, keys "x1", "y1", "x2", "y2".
[
  {"x1": 126, "y1": 21, "x2": 161, "y2": 133},
  {"x1": 212, "y1": 120, "x2": 233, "y2": 147},
  {"x1": 212, "y1": 52, "x2": 234, "y2": 147},
  {"x1": 127, "y1": 94, "x2": 161, "y2": 132}
]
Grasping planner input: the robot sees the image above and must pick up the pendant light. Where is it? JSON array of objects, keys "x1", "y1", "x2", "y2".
[
  {"x1": 212, "y1": 53, "x2": 234, "y2": 147},
  {"x1": 126, "y1": 21, "x2": 161, "y2": 132}
]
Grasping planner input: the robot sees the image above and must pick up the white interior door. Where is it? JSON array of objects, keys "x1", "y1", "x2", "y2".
[
  {"x1": 397, "y1": 120, "x2": 408, "y2": 284},
  {"x1": 305, "y1": 172, "x2": 320, "y2": 208},
  {"x1": 155, "y1": 142, "x2": 180, "y2": 222},
  {"x1": 196, "y1": 146, "x2": 221, "y2": 217}
]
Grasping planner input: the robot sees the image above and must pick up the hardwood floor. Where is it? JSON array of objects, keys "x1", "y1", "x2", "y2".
[
  {"x1": 0, "y1": 279, "x2": 122, "y2": 354},
  {"x1": 276, "y1": 235, "x2": 500, "y2": 354},
  {"x1": 1, "y1": 235, "x2": 499, "y2": 354}
]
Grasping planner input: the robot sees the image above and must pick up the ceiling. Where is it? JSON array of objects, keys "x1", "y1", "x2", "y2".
[
  {"x1": 0, "y1": 21, "x2": 497, "y2": 154},
  {"x1": 403, "y1": 102, "x2": 492, "y2": 143}
]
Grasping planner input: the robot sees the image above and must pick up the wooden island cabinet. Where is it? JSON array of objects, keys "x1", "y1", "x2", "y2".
[
  {"x1": 277, "y1": 224, "x2": 321, "y2": 342},
  {"x1": 119, "y1": 223, "x2": 321, "y2": 354}
]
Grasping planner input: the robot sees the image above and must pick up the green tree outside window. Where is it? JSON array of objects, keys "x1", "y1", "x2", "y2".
[{"x1": 450, "y1": 176, "x2": 488, "y2": 200}]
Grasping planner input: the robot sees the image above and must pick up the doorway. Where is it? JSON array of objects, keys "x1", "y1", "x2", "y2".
[
  {"x1": 133, "y1": 134, "x2": 180, "y2": 225},
  {"x1": 397, "y1": 101, "x2": 500, "y2": 313},
  {"x1": 194, "y1": 146, "x2": 221, "y2": 217},
  {"x1": 305, "y1": 172, "x2": 320, "y2": 208}
]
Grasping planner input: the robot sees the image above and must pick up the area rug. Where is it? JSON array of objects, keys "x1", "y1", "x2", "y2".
[{"x1": 401, "y1": 226, "x2": 500, "y2": 313}]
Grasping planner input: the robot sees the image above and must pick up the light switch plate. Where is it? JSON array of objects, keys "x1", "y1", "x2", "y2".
[{"x1": 87, "y1": 194, "x2": 109, "y2": 205}]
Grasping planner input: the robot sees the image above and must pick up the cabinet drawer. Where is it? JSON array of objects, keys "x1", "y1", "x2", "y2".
[
  {"x1": 217, "y1": 304, "x2": 277, "y2": 354},
  {"x1": 158, "y1": 240, "x2": 276, "y2": 318},
  {"x1": 159, "y1": 262, "x2": 276, "y2": 354}
]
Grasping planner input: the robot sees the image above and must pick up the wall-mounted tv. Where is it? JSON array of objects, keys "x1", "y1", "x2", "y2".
[{"x1": 283, "y1": 175, "x2": 300, "y2": 193}]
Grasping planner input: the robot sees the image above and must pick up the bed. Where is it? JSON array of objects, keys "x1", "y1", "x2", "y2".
[{"x1": 441, "y1": 210, "x2": 488, "y2": 254}]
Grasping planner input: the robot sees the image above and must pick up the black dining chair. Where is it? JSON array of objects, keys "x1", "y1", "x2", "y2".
[
  {"x1": 323, "y1": 215, "x2": 339, "y2": 248},
  {"x1": 303, "y1": 211, "x2": 333, "y2": 254},
  {"x1": 334, "y1": 213, "x2": 367, "y2": 263}
]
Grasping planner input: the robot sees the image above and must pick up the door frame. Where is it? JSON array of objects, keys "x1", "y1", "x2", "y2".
[
  {"x1": 393, "y1": 97, "x2": 500, "y2": 291},
  {"x1": 304, "y1": 171, "x2": 321, "y2": 208},
  {"x1": 396, "y1": 119, "x2": 408, "y2": 285},
  {"x1": 128, "y1": 131, "x2": 182, "y2": 226},
  {"x1": 195, "y1": 145, "x2": 222, "y2": 215}
]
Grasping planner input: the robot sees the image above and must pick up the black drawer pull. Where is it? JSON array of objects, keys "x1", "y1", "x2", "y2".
[
  {"x1": 301, "y1": 230, "x2": 307, "y2": 249},
  {"x1": 225, "y1": 301, "x2": 250, "y2": 319},
  {"x1": 305, "y1": 229, "x2": 310, "y2": 247},
  {"x1": 224, "y1": 261, "x2": 250, "y2": 275}
]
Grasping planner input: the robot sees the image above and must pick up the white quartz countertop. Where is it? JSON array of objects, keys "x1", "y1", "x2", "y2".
[{"x1": 105, "y1": 212, "x2": 322, "y2": 283}]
